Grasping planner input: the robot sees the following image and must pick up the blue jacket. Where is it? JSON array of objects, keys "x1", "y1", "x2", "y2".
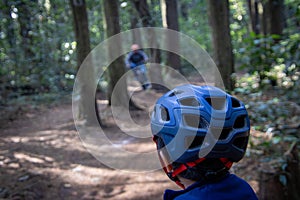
[
  {"x1": 125, "y1": 50, "x2": 148, "y2": 68},
  {"x1": 164, "y1": 174, "x2": 258, "y2": 200}
]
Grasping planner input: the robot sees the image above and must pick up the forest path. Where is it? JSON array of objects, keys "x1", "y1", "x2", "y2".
[
  {"x1": 0, "y1": 86, "x2": 259, "y2": 199},
  {"x1": 0, "y1": 88, "x2": 176, "y2": 200}
]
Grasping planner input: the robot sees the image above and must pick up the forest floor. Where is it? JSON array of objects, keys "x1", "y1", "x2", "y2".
[{"x1": 0, "y1": 84, "x2": 261, "y2": 200}]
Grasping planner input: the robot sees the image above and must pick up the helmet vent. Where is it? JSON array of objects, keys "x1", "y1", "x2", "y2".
[
  {"x1": 185, "y1": 136, "x2": 204, "y2": 149},
  {"x1": 160, "y1": 107, "x2": 170, "y2": 121},
  {"x1": 183, "y1": 115, "x2": 209, "y2": 129},
  {"x1": 233, "y1": 136, "x2": 248, "y2": 150},
  {"x1": 156, "y1": 137, "x2": 166, "y2": 149},
  {"x1": 233, "y1": 115, "x2": 246, "y2": 129},
  {"x1": 210, "y1": 127, "x2": 232, "y2": 140},
  {"x1": 179, "y1": 97, "x2": 200, "y2": 107},
  {"x1": 205, "y1": 97, "x2": 226, "y2": 110},
  {"x1": 152, "y1": 106, "x2": 157, "y2": 118},
  {"x1": 231, "y1": 98, "x2": 241, "y2": 108},
  {"x1": 169, "y1": 90, "x2": 184, "y2": 97}
]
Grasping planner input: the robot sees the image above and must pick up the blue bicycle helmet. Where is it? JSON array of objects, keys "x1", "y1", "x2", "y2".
[{"x1": 151, "y1": 85, "x2": 250, "y2": 187}]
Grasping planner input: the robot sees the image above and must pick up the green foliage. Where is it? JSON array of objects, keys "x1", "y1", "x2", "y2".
[
  {"x1": 234, "y1": 73, "x2": 260, "y2": 94},
  {"x1": 232, "y1": 0, "x2": 300, "y2": 98},
  {"x1": 230, "y1": 0, "x2": 299, "y2": 101},
  {"x1": 234, "y1": 32, "x2": 300, "y2": 105},
  {"x1": 245, "y1": 93, "x2": 299, "y2": 176},
  {"x1": 0, "y1": 0, "x2": 77, "y2": 105},
  {"x1": 229, "y1": 0, "x2": 249, "y2": 56},
  {"x1": 247, "y1": 97, "x2": 299, "y2": 131},
  {"x1": 285, "y1": 0, "x2": 300, "y2": 35},
  {"x1": 178, "y1": 0, "x2": 212, "y2": 52},
  {"x1": 0, "y1": 0, "x2": 299, "y2": 109},
  {"x1": 87, "y1": 1, "x2": 105, "y2": 45},
  {"x1": 237, "y1": 33, "x2": 299, "y2": 75}
]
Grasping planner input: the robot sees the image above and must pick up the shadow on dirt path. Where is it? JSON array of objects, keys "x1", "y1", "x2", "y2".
[
  {"x1": 0, "y1": 97, "x2": 177, "y2": 200},
  {"x1": 0, "y1": 87, "x2": 259, "y2": 199}
]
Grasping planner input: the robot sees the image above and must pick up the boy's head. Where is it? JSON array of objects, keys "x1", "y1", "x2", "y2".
[
  {"x1": 151, "y1": 84, "x2": 250, "y2": 188},
  {"x1": 131, "y1": 44, "x2": 140, "y2": 52}
]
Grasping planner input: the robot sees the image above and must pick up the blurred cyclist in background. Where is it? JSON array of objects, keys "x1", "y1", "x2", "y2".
[{"x1": 125, "y1": 44, "x2": 151, "y2": 90}]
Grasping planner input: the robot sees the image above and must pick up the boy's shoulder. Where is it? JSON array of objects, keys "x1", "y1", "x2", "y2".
[{"x1": 164, "y1": 174, "x2": 258, "y2": 200}]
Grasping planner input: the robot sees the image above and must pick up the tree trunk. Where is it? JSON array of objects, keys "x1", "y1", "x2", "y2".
[
  {"x1": 179, "y1": 1, "x2": 189, "y2": 21},
  {"x1": 16, "y1": 0, "x2": 36, "y2": 59},
  {"x1": 129, "y1": 5, "x2": 142, "y2": 46},
  {"x1": 165, "y1": 0, "x2": 180, "y2": 36},
  {"x1": 247, "y1": 0, "x2": 260, "y2": 34},
  {"x1": 70, "y1": 0, "x2": 91, "y2": 66},
  {"x1": 131, "y1": 0, "x2": 165, "y2": 91},
  {"x1": 259, "y1": 142, "x2": 300, "y2": 200},
  {"x1": 3, "y1": 0, "x2": 18, "y2": 74},
  {"x1": 260, "y1": 0, "x2": 285, "y2": 40},
  {"x1": 70, "y1": 0, "x2": 101, "y2": 125},
  {"x1": 1, "y1": 1, "x2": 16, "y2": 102},
  {"x1": 164, "y1": 0, "x2": 181, "y2": 72},
  {"x1": 207, "y1": 0, "x2": 234, "y2": 90},
  {"x1": 131, "y1": 0, "x2": 160, "y2": 63},
  {"x1": 268, "y1": 0, "x2": 285, "y2": 37},
  {"x1": 3, "y1": 0, "x2": 16, "y2": 51},
  {"x1": 103, "y1": 0, "x2": 137, "y2": 108}
]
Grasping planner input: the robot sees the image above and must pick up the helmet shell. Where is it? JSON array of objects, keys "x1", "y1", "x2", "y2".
[{"x1": 151, "y1": 85, "x2": 250, "y2": 163}]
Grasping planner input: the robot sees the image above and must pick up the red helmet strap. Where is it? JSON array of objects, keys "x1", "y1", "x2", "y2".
[
  {"x1": 163, "y1": 158, "x2": 233, "y2": 189},
  {"x1": 153, "y1": 136, "x2": 233, "y2": 189}
]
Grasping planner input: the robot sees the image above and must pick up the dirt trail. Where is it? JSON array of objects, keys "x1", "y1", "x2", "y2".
[
  {"x1": 0, "y1": 89, "x2": 177, "y2": 199},
  {"x1": 0, "y1": 88, "x2": 258, "y2": 199}
]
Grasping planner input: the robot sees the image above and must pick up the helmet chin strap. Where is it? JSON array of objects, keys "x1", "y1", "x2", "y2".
[
  {"x1": 153, "y1": 136, "x2": 233, "y2": 189},
  {"x1": 154, "y1": 136, "x2": 187, "y2": 189},
  {"x1": 161, "y1": 157, "x2": 233, "y2": 189},
  {"x1": 160, "y1": 157, "x2": 206, "y2": 189},
  {"x1": 162, "y1": 164, "x2": 185, "y2": 189}
]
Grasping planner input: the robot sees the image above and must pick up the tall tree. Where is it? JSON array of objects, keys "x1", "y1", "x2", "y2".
[
  {"x1": 0, "y1": 1, "x2": 16, "y2": 101},
  {"x1": 14, "y1": 0, "x2": 40, "y2": 90},
  {"x1": 267, "y1": 0, "x2": 285, "y2": 37},
  {"x1": 179, "y1": 1, "x2": 189, "y2": 21},
  {"x1": 129, "y1": 5, "x2": 142, "y2": 45},
  {"x1": 70, "y1": 0, "x2": 90, "y2": 66},
  {"x1": 16, "y1": 0, "x2": 36, "y2": 59},
  {"x1": 207, "y1": 0, "x2": 234, "y2": 90},
  {"x1": 131, "y1": 0, "x2": 165, "y2": 91},
  {"x1": 3, "y1": 0, "x2": 16, "y2": 54},
  {"x1": 70, "y1": 0, "x2": 100, "y2": 125},
  {"x1": 249, "y1": 0, "x2": 285, "y2": 38},
  {"x1": 162, "y1": 0, "x2": 181, "y2": 72},
  {"x1": 248, "y1": 0, "x2": 260, "y2": 34},
  {"x1": 103, "y1": 0, "x2": 136, "y2": 108}
]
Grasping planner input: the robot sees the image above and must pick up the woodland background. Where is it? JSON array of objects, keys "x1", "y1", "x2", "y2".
[{"x1": 0, "y1": 0, "x2": 299, "y2": 199}]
